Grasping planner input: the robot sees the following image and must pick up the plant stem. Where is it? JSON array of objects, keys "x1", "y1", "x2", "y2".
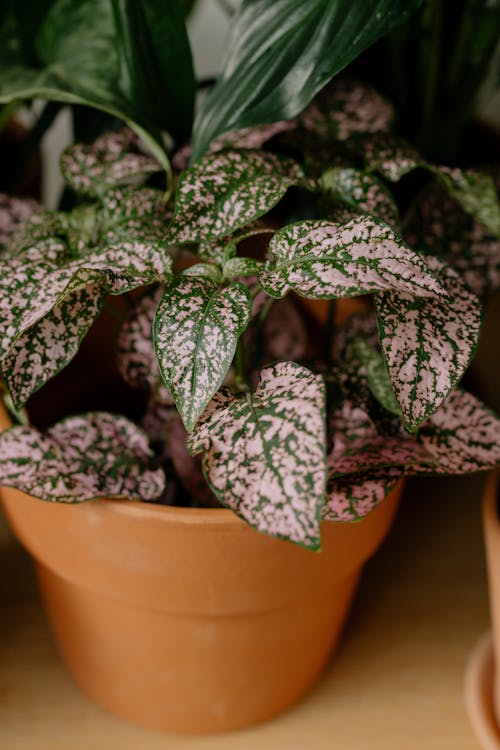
[
  {"x1": 325, "y1": 299, "x2": 337, "y2": 366},
  {"x1": 234, "y1": 337, "x2": 248, "y2": 391}
]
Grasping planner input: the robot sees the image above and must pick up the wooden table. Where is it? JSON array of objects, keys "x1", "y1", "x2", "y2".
[{"x1": 0, "y1": 475, "x2": 490, "y2": 749}]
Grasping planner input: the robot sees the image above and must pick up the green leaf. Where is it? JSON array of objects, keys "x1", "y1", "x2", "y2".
[
  {"x1": 191, "y1": 0, "x2": 422, "y2": 160},
  {"x1": 187, "y1": 361, "x2": 327, "y2": 548},
  {"x1": 259, "y1": 217, "x2": 448, "y2": 300},
  {"x1": 352, "y1": 336, "x2": 401, "y2": 416},
  {"x1": 154, "y1": 276, "x2": 252, "y2": 431},
  {"x1": 434, "y1": 167, "x2": 500, "y2": 238},
  {"x1": 168, "y1": 149, "x2": 303, "y2": 243},
  {"x1": 110, "y1": 0, "x2": 195, "y2": 141},
  {"x1": 0, "y1": 0, "x2": 168, "y2": 168}
]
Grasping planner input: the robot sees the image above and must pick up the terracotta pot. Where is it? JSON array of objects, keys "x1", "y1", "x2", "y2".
[
  {"x1": 0, "y1": 393, "x2": 402, "y2": 732},
  {"x1": 483, "y1": 472, "x2": 500, "y2": 721}
]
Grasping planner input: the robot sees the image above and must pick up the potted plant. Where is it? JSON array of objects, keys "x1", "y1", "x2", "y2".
[{"x1": 0, "y1": 0, "x2": 499, "y2": 736}]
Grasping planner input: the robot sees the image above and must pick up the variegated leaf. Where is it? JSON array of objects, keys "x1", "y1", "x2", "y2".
[
  {"x1": 116, "y1": 287, "x2": 173, "y2": 406},
  {"x1": 223, "y1": 257, "x2": 263, "y2": 279},
  {"x1": 187, "y1": 362, "x2": 327, "y2": 548},
  {"x1": 320, "y1": 167, "x2": 399, "y2": 226},
  {"x1": 375, "y1": 256, "x2": 482, "y2": 431},
  {"x1": 435, "y1": 167, "x2": 500, "y2": 238},
  {"x1": 0, "y1": 236, "x2": 173, "y2": 407},
  {"x1": 0, "y1": 193, "x2": 41, "y2": 249},
  {"x1": 259, "y1": 218, "x2": 448, "y2": 300},
  {"x1": 168, "y1": 149, "x2": 303, "y2": 243},
  {"x1": 361, "y1": 132, "x2": 421, "y2": 181},
  {"x1": 323, "y1": 468, "x2": 401, "y2": 522},
  {"x1": 154, "y1": 276, "x2": 252, "y2": 431},
  {"x1": 3, "y1": 287, "x2": 104, "y2": 409},
  {"x1": 0, "y1": 412, "x2": 165, "y2": 502},
  {"x1": 413, "y1": 389, "x2": 500, "y2": 475},
  {"x1": 167, "y1": 416, "x2": 219, "y2": 507},
  {"x1": 300, "y1": 79, "x2": 394, "y2": 141},
  {"x1": 404, "y1": 183, "x2": 500, "y2": 297},
  {"x1": 101, "y1": 186, "x2": 173, "y2": 247},
  {"x1": 60, "y1": 129, "x2": 161, "y2": 197}
]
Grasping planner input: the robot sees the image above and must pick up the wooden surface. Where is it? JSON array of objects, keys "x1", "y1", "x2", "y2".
[{"x1": 0, "y1": 475, "x2": 490, "y2": 749}]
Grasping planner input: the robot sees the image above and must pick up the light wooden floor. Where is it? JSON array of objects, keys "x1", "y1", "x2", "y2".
[{"x1": 0, "y1": 475, "x2": 489, "y2": 749}]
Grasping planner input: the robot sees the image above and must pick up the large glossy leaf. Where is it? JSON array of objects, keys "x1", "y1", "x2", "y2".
[
  {"x1": 0, "y1": 412, "x2": 165, "y2": 502},
  {"x1": 154, "y1": 276, "x2": 252, "y2": 431},
  {"x1": 375, "y1": 256, "x2": 482, "y2": 431},
  {"x1": 259, "y1": 218, "x2": 448, "y2": 300},
  {"x1": 191, "y1": 0, "x2": 422, "y2": 159},
  {"x1": 187, "y1": 361, "x2": 327, "y2": 548},
  {"x1": 0, "y1": 0, "x2": 168, "y2": 166},
  {"x1": 168, "y1": 149, "x2": 303, "y2": 243},
  {"x1": 110, "y1": 0, "x2": 195, "y2": 141}
]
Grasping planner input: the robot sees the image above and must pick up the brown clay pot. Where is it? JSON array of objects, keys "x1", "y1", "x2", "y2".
[
  {"x1": 482, "y1": 471, "x2": 500, "y2": 724},
  {"x1": 0, "y1": 391, "x2": 402, "y2": 732}
]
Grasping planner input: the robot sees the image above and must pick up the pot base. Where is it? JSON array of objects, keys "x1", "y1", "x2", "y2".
[
  {"x1": 36, "y1": 562, "x2": 360, "y2": 733},
  {"x1": 465, "y1": 632, "x2": 500, "y2": 749}
]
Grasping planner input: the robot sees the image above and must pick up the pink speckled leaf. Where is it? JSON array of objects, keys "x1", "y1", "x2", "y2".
[
  {"x1": 320, "y1": 167, "x2": 399, "y2": 226},
  {"x1": 361, "y1": 132, "x2": 421, "y2": 181},
  {"x1": 375, "y1": 256, "x2": 482, "y2": 431},
  {"x1": 413, "y1": 389, "x2": 500, "y2": 475},
  {"x1": 0, "y1": 412, "x2": 165, "y2": 502},
  {"x1": 101, "y1": 186, "x2": 173, "y2": 247},
  {"x1": 0, "y1": 193, "x2": 41, "y2": 249},
  {"x1": 0, "y1": 232, "x2": 173, "y2": 407},
  {"x1": 168, "y1": 149, "x2": 303, "y2": 243},
  {"x1": 187, "y1": 361, "x2": 327, "y2": 548},
  {"x1": 404, "y1": 183, "x2": 500, "y2": 297},
  {"x1": 117, "y1": 287, "x2": 173, "y2": 408},
  {"x1": 60, "y1": 129, "x2": 161, "y2": 197},
  {"x1": 209, "y1": 121, "x2": 297, "y2": 152},
  {"x1": 154, "y1": 277, "x2": 252, "y2": 431},
  {"x1": 300, "y1": 79, "x2": 394, "y2": 141},
  {"x1": 323, "y1": 468, "x2": 401, "y2": 522},
  {"x1": 259, "y1": 218, "x2": 447, "y2": 300},
  {"x1": 167, "y1": 416, "x2": 218, "y2": 507}
]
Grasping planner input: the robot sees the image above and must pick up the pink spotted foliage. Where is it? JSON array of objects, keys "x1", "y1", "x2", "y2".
[
  {"x1": 259, "y1": 217, "x2": 448, "y2": 300},
  {"x1": 168, "y1": 149, "x2": 304, "y2": 243},
  {"x1": 0, "y1": 412, "x2": 165, "y2": 502},
  {"x1": 154, "y1": 276, "x2": 252, "y2": 431},
  {"x1": 187, "y1": 362, "x2": 327, "y2": 549},
  {"x1": 0, "y1": 193, "x2": 41, "y2": 249},
  {"x1": 60, "y1": 129, "x2": 160, "y2": 197},
  {"x1": 375, "y1": 256, "x2": 482, "y2": 431}
]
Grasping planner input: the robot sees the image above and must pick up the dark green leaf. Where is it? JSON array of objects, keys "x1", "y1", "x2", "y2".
[
  {"x1": 111, "y1": 0, "x2": 195, "y2": 141},
  {"x1": 191, "y1": 0, "x2": 422, "y2": 159}
]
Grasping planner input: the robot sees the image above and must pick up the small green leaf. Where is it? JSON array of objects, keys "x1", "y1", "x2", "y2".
[
  {"x1": 223, "y1": 257, "x2": 263, "y2": 278},
  {"x1": 180, "y1": 263, "x2": 222, "y2": 282},
  {"x1": 434, "y1": 167, "x2": 500, "y2": 238},
  {"x1": 353, "y1": 337, "x2": 401, "y2": 416},
  {"x1": 154, "y1": 276, "x2": 252, "y2": 430}
]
